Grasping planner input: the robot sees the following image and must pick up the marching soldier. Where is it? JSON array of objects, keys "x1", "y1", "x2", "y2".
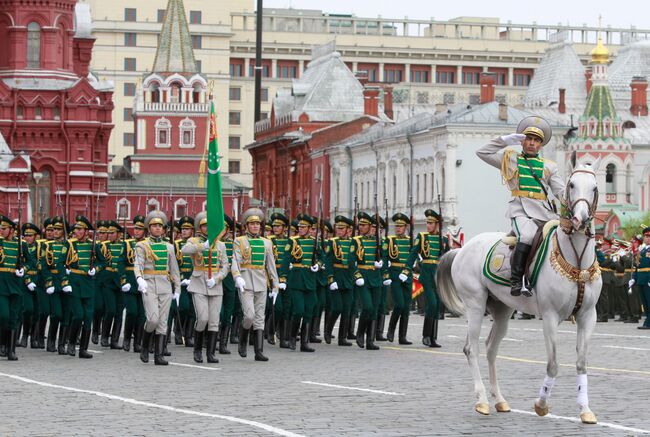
[
  {"x1": 407, "y1": 210, "x2": 447, "y2": 347},
  {"x1": 181, "y1": 212, "x2": 228, "y2": 363},
  {"x1": 384, "y1": 213, "x2": 413, "y2": 345},
  {"x1": 18, "y1": 223, "x2": 40, "y2": 349},
  {"x1": 218, "y1": 215, "x2": 237, "y2": 354},
  {"x1": 349, "y1": 212, "x2": 390, "y2": 350},
  {"x1": 326, "y1": 215, "x2": 354, "y2": 346},
  {"x1": 232, "y1": 208, "x2": 280, "y2": 361},
  {"x1": 121, "y1": 215, "x2": 147, "y2": 353},
  {"x1": 92, "y1": 220, "x2": 109, "y2": 344},
  {"x1": 310, "y1": 217, "x2": 329, "y2": 344},
  {"x1": 33, "y1": 218, "x2": 53, "y2": 349},
  {"x1": 134, "y1": 210, "x2": 181, "y2": 365},
  {"x1": 268, "y1": 212, "x2": 291, "y2": 348},
  {"x1": 631, "y1": 228, "x2": 650, "y2": 329},
  {"x1": 105, "y1": 221, "x2": 126, "y2": 349},
  {"x1": 375, "y1": 217, "x2": 389, "y2": 341},
  {"x1": 476, "y1": 116, "x2": 565, "y2": 297},
  {"x1": 173, "y1": 216, "x2": 196, "y2": 347},
  {"x1": 595, "y1": 240, "x2": 610, "y2": 322}
]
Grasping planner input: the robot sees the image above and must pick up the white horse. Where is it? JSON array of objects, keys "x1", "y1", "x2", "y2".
[{"x1": 436, "y1": 157, "x2": 602, "y2": 424}]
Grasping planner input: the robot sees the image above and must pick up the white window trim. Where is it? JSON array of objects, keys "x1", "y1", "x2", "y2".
[
  {"x1": 147, "y1": 198, "x2": 160, "y2": 211},
  {"x1": 116, "y1": 198, "x2": 131, "y2": 220},
  {"x1": 174, "y1": 198, "x2": 188, "y2": 218},
  {"x1": 178, "y1": 117, "x2": 196, "y2": 149},
  {"x1": 155, "y1": 117, "x2": 171, "y2": 148}
]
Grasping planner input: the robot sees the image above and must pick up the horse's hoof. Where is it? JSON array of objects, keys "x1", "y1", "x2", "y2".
[
  {"x1": 580, "y1": 412, "x2": 597, "y2": 424},
  {"x1": 534, "y1": 402, "x2": 549, "y2": 416},
  {"x1": 495, "y1": 401, "x2": 511, "y2": 412},
  {"x1": 475, "y1": 403, "x2": 490, "y2": 415}
]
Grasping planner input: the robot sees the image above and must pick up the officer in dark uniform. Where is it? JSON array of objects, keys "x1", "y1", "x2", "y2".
[
  {"x1": 122, "y1": 215, "x2": 147, "y2": 352},
  {"x1": 219, "y1": 215, "x2": 237, "y2": 354},
  {"x1": 18, "y1": 223, "x2": 40, "y2": 349},
  {"x1": 632, "y1": 228, "x2": 650, "y2": 329},
  {"x1": 173, "y1": 215, "x2": 196, "y2": 347},
  {"x1": 268, "y1": 212, "x2": 290, "y2": 347},
  {"x1": 326, "y1": 215, "x2": 354, "y2": 346}
]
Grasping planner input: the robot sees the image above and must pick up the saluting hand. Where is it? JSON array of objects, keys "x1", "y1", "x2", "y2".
[{"x1": 501, "y1": 133, "x2": 526, "y2": 146}]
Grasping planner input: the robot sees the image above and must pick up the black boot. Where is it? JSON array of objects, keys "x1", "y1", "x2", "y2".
[
  {"x1": 264, "y1": 313, "x2": 275, "y2": 346},
  {"x1": 422, "y1": 316, "x2": 433, "y2": 347},
  {"x1": 386, "y1": 312, "x2": 399, "y2": 343},
  {"x1": 254, "y1": 329, "x2": 269, "y2": 361},
  {"x1": 347, "y1": 314, "x2": 357, "y2": 340},
  {"x1": 219, "y1": 323, "x2": 231, "y2": 355},
  {"x1": 185, "y1": 318, "x2": 195, "y2": 347},
  {"x1": 100, "y1": 319, "x2": 111, "y2": 347},
  {"x1": 162, "y1": 335, "x2": 171, "y2": 356},
  {"x1": 300, "y1": 321, "x2": 315, "y2": 352},
  {"x1": 375, "y1": 314, "x2": 387, "y2": 341},
  {"x1": 398, "y1": 313, "x2": 413, "y2": 345},
  {"x1": 430, "y1": 319, "x2": 441, "y2": 348},
  {"x1": 207, "y1": 331, "x2": 219, "y2": 363},
  {"x1": 174, "y1": 318, "x2": 184, "y2": 345},
  {"x1": 67, "y1": 322, "x2": 81, "y2": 357},
  {"x1": 57, "y1": 325, "x2": 68, "y2": 355},
  {"x1": 338, "y1": 315, "x2": 352, "y2": 346},
  {"x1": 324, "y1": 313, "x2": 334, "y2": 344},
  {"x1": 0, "y1": 330, "x2": 6, "y2": 357},
  {"x1": 92, "y1": 314, "x2": 101, "y2": 345},
  {"x1": 193, "y1": 329, "x2": 204, "y2": 363},
  {"x1": 110, "y1": 317, "x2": 122, "y2": 349},
  {"x1": 249, "y1": 327, "x2": 255, "y2": 346},
  {"x1": 38, "y1": 316, "x2": 48, "y2": 348},
  {"x1": 79, "y1": 326, "x2": 93, "y2": 359},
  {"x1": 7, "y1": 329, "x2": 18, "y2": 361},
  {"x1": 133, "y1": 324, "x2": 143, "y2": 353},
  {"x1": 46, "y1": 320, "x2": 58, "y2": 352},
  {"x1": 309, "y1": 315, "x2": 322, "y2": 344},
  {"x1": 279, "y1": 320, "x2": 291, "y2": 349},
  {"x1": 154, "y1": 333, "x2": 169, "y2": 365},
  {"x1": 356, "y1": 318, "x2": 366, "y2": 349},
  {"x1": 510, "y1": 242, "x2": 533, "y2": 297},
  {"x1": 230, "y1": 316, "x2": 241, "y2": 344},
  {"x1": 30, "y1": 318, "x2": 39, "y2": 349},
  {"x1": 366, "y1": 320, "x2": 380, "y2": 350},
  {"x1": 19, "y1": 318, "x2": 30, "y2": 348},
  {"x1": 122, "y1": 316, "x2": 133, "y2": 352},
  {"x1": 288, "y1": 318, "x2": 300, "y2": 351},
  {"x1": 140, "y1": 330, "x2": 152, "y2": 363},
  {"x1": 238, "y1": 326, "x2": 249, "y2": 358}
]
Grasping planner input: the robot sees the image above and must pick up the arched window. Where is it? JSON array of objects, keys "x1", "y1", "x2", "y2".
[
  {"x1": 150, "y1": 83, "x2": 161, "y2": 103},
  {"x1": 116, "y1": 198, "x2": 131, "y2": 220},
  {"x1": 27, "y1": 22, "x2": 41, "y2": 68},
  {"x1": 147, "y1": 198, "x2": 160, "y2": 212},
  {"x1": 174, "y1": 198, "x2": 188, "y2": 218},
  {"x1": 192, "y1": 83, "x2": 202, "y2": 103},
  {"x1": 179, "y1": 118, "x2": 196, "y2": 148},
  {"x1": 155, "y1": 117, "x2": 171, "y2": 148},
  {"x1": 606, "y1": 163, "x2": 616, "y2": 194},
  {"x1": 170, "y1": 82, "x2": 182, "y2": 103}
]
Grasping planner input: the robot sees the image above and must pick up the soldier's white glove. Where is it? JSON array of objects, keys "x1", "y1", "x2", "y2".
[
  {"x1": 629, "y1": 279, "x2": 636, "y2": 288},
  {"x1": 501, "y1": 133, "x2": 526, "y2": 146},
  {"x1": 180, "y1": 278, "x2": 191, "y2": 287},
  {"x1": 173, "y1": 292, "x2": 180, "y2": 306},
  {"x1": 270, "y1": 290, "x2": 278, "y2": 304},
  {"x1": 137, "y1": 276, "x2": 148, "y2": 293},
  {"x1": 289, "y1": 263, "x2": 293, "y2": 270},
  {"x1": 383, "y1": 279, "x2": 392, "y2": 286},
  {"x1": 206, "y1": 277, "x2": 216, "y2": 288},
  {"x1": 329, "y1": 282, "x2": 339, "y2": 291},
  {"x1": 121, "y1": 283, "x2": 131, "y2": 292},
  {"x1": 399, "y1": 273, "x2": 408, "y2": 282},
  {"x1": 278, "y1": 283, "x2": 287, "y2": 290},
  {"x1": 320, "y1": 263, "x2": 326, "y2": 271},
  {"x1": 87, "y1": 267, "x2": 96, "y2": 277},
  {"x1": 62, "y1": 285, "x2": 72, "y2": 293},
  {"x1": 355, "y1": 278, "x2": 365, "y2": 287},
  {"x1": 235, "y1": 276, "x2": 246, "y2": 291},
  {"x1": 611, "y1": 255, "x2": 619, "y2": 262},
  {"x1": 202, "y1": 239, "x2": 211, "y2": 250},
  {"x1": 65, "y1": 268, "x2": 71, "y2": 275},
  {"x1": 15, "y1": 268, "x2": 25, "y2": 277},
  {"x1": 310, "y1": 264, "x2": 319, "y2": 272},
  {"x1": 46, "y1": 286, "x2": 55, "y2": 295},
  {"x1": 374, "y1": 260, "x2": 383, "y2": 268},
  {"x1": 27, "y1": 282, "x2": 37, "y2": 292}
]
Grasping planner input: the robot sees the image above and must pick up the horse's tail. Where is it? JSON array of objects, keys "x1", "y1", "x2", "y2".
[{"x1": 436, "y1": 249, "x2": 465, "y2": 316}]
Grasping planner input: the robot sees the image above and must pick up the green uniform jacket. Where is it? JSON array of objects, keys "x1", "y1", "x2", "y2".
[
  {"x1": 175, "y1": 238, "x2": 194, "y2": 281},
  {"x1": 280, "y1": 236, "x2": 322, "y2": 291},
  {"x1": 634, "y1": 246, "x2": 650, "y2": 284},
  {"x1": 348, "y1": 234, "x2": 387, "y2": 288},
  {"x1": 383, "y1": 235, "x2": 413, "y2": 284},
  {"x1": 0, "y1": 236, "x2": 32, "y2": 295},
  {"x1": 222, "y1": 238, "x2": 235, "y2": 292},
  {"x1": 68, "y1": 238, "x2": 107, "y2": 298},
  {"x1": 41, "y1": 239, "x2": 72, "y2": 291},
  {"x1": 407, "y1": 232, "x2": 448, "y2": 287},
  {"x1": 330, "y1": 237, "x2": 354, "y2": 289}
]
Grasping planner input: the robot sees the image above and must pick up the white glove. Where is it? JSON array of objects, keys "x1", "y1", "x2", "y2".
[
  {"x1": 137, "y1": 276, "x2": 148, "y2": 293},
  {"x1": 180, "y1": 278, "x2": 191, "y2": 287},
  {"x1": 15, "y1": 268, "x2": 25, "y2": 277},
  {"x1": 310, "y1": 264, "x2": 319, "y2": 272},
  {"x1": 62, "y1": 285, "x2": 72, "y2": 293},
  {"x1": 355, "y1": 278, "x2": 365, "y2": 287},
  {"x1": 27, "y1": 282, "x2": 37, "y2": 292},
  {"x1": 629, "y1": 279, "x2": 636, "y2": 288},
  {"x1": 278, "y1": 283, "x2": 287, "y2": 290},
  {"x1": 65, "y1": 268, "x2": 71, "y2": 275},
  {"x1": 202, "y1": 239, "x2": 211, "y2": 250},
  {"x1": 399, "y1": 273, "x2": 408, "y2": 282},
  {"x1": 374, "y1": 260, "x2": 383, "y2": 268},
  {"x1": 383, "y1": 279, "x2": 392, "y2": 286},
  {"x1": 270, "y1": 290, "x2": 278, "y2": 305},
  {"x1": 611, "y1": 255, "x2": 619, "y2": 263},
  {"x1": 329, "y1": 282, "x2": 339, "y2": 291},
  {"x1": 206, "y1": 277, "x2": 216, "y2": 288},
  {"x1": 320, "y1": 264, "x2": 326, "y2": 271},
  {"x1": 121, "y1": 283, "x2": 131, "y2": 292},
  {"x1": 501, "y1": 133, "x2": 526, "y2": 146},
  {"x1": 46, "y1": 286, "x2": 55, "y2": 295},
  {"x1": 289, "y1": 263, "x2": 293, "y2": 270},
  {"x1": 618, "y1": 249, "x2": 626, "y2": 257},
  {"x1": 87, "y1": 268, "x2": 96, "y2": 277},
  {"x1": 172, "y1": 292, "x2": 180, "y2": 306},
  {"x1": 235, "y1": 276, "x2": 246, "y2": 291}
]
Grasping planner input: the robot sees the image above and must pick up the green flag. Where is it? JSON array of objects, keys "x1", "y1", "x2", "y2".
[{"x1": 207, "y1": 100, "x2": 225, "y2": 243}]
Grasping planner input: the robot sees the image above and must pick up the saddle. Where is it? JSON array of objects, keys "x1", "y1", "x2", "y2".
[{"x1": 483, "y1": 220, "x2": 558, "y2": 288}]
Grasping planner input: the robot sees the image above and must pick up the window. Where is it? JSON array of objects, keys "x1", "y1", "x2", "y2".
[
  {"x1": 125, "y1": 8, "x2": 137, "y2": 22},
  {"x1": 229, "y1": 87, "x2": 241, "y2": 101},
  {"x1": 53, "y1": 107, "x2": 60, "y2": 120},
  {"x1": 260, "y1": 112, "x2": 268, "y2": 120},
  {"x1": 190, "y1": 11, "x2": 202, "y2": 24},
  {"x1": 463, "y1": 72, "x2": 480, "y2": 85},
  {"x1": 155, "y1": 118, "x2": 171, "y2": 148},
  {"x1": 606, "y1": 163, "x2": 616, "y2": 194},
  {"x1": 124, "y1": 58, "x2": 136, "y2": 71},
  {"x1": 123, "y1": 108, "x2": 133, "y2": 122},
  {"x1": 411, "y1": 69, "x2": 430, "y2": 83},
  {"x1": 229, "y1": 111, "x2": 241, "y2": 125},
  {"x1": 228, "y1": 160, "x2": 241, "y2": 174},
  {"x1": 175, "y1": 199, "x2": 188, "y2": 218},
  {"x1": 277, "y1": 64, "x2": 298, "y2": 78},
  {"x1": 17, "y1": 105, "x2": 23, "y2": 119},
  {"x1": 469, "y1": 94, "x2": 480, "y2": 105},
  {"x1": 443, "y1": 93, "x2": 455, "y2": 104},
  {"x1": 229, "y1": 136, "x2": 241, "y2": 150},
  {"x1": 192, "y1": 35, "x2": 202, "y2": 49},
  {"x1": 117, "y1": 199, "x2": 130, "y2": 220},
  {"x1": 124, "y1": 83, "x2": 136, "y2": 96},
  {"x1": 436, "y1": 70, "x2": 455, "y2": 84},
  {"x1": 230, "y1": 62, "x2": 243, "y2": 77},
  {"x1": 123, "y1": 132, "x2": 135, "y2": 147},
  {"x1": 35, "y1": 106, "x2": 42, "y2": 120},
  {"x1": 124, "y1": 33, "x2": 137, "y2": 47},
  {"x1": 514, "y1": 73, "x2": 532, "y2": 87},
  {"x1": 147, "y1": 198, "x2": 160, "y2": 212},
  {"x1": 150, "y1": 83, "x2": 160, "y2": 103},
  {"x1": 249, "y1": 62, "x2": 270, "y2": 78},
  {"x1": 261, "y1": 88, "x2": 269, "y2": 102},
  {"x1": 179, "y1": 118, "x2": 196, "y2": 148},
  {"x1": 195, "y1": 60, "x2": 202, "y2": 73},
  {"x1": 27, "y1": 22, "x2": 41, "y2": 68},
  {"x1": 384, "y1": 66, "x2": 403, "y2": 83},
  {"x1": 157, "y1": 9, "x2": 166, "y2": 23}
]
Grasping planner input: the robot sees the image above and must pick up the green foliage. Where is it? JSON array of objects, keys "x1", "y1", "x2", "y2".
[{"x1": 619, "y1": 211, "x2": 650, "y2": 240}]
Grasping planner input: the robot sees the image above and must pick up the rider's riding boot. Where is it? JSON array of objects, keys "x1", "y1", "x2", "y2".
[{"x1": 510, "y1": 242, "x2": 533, "y2": 297}]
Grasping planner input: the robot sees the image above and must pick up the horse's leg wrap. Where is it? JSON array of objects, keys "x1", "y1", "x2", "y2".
[
  {"x1": 576, "y1": 374, "x2": 588, "y2": 407},
  {"x1": 538, "y1": 376, "x2": 556, "y2": 402}
]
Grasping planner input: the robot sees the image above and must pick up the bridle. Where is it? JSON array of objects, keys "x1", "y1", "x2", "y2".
[{"x1": 561, "y1": 169, "x2": 599, "y2": 238}]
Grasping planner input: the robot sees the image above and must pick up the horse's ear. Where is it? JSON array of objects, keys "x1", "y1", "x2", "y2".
[
  {"x1": 590, "y1": 156, "x2": 602, "y2": 173},
  {"x1": 570, "y1": 151, "x2": 577, "y2": 169}
]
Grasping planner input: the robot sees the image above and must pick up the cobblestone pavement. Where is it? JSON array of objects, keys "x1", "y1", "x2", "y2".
[{"x1": 1, "y1": 316, "x2": 649, "y2": 436}]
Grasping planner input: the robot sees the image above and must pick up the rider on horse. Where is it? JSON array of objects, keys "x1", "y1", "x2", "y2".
[{"x1": 476, "y1": 116, "x2": 565, "y2": 297}]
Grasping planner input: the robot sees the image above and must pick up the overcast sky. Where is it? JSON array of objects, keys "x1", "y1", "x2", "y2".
[{"x1": 263, "y1": 0, "x2": 646, "y2": 30}]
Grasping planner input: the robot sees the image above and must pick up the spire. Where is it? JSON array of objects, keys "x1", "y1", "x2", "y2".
[
  {"x1": 590, "y1": 15, "x2": 610, "y2": 65},
  {"x1": 152, "y1": 0, "x2": 197, "y2": 75}
]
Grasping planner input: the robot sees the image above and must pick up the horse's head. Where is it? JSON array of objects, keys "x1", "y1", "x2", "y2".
[{"x1": 564, "y1": 154, "x2": 601, "y2": 232}]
